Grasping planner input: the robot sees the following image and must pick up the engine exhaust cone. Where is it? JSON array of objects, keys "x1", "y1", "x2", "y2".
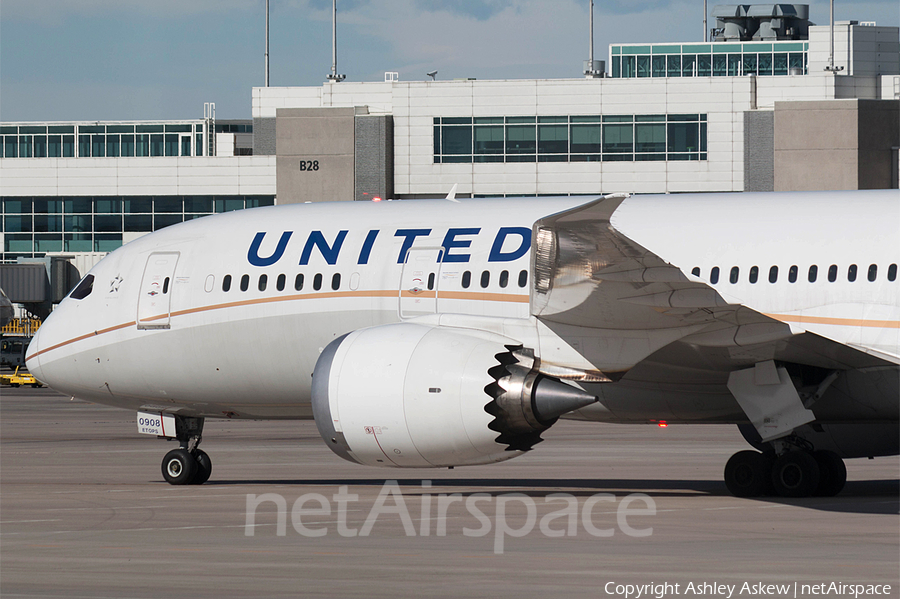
[{"x1": 532, "y1": 377, "x2": 598, "y2": 423}]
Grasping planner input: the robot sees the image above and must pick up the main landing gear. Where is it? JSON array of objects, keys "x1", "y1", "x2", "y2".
[
  {"x1": 161, "y1": 416, "x2": 212, "y2": 485},
  {"x1": 724, "y1": 439, "x2": 846, "y2": 498}
]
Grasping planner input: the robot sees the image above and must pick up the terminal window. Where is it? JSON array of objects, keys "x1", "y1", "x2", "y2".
[
  {"x1": 434, "y1": 114, "x2": 706, "y2": 164},
  {"x1": 1, "y1": 195, "x2": 274, "y2": 261},
  {"x1": 610, "y1": 41, "x2": 808, "y2": 78},
  {"x1": 1, "y1": 122, "x2": 205, "y2": 158}
]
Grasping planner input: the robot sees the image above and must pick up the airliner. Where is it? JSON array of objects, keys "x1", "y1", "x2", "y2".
[{"x1": 25, "y1": 190, "x2": 899, "y2": 497}]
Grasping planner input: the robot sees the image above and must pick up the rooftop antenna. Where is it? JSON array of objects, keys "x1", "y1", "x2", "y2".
[
  {"x1": 327, "y1": 0, "x2": 346, "y2": 82},
  {"x1": 824, "y1": 0, "x2": 844, "y2": 72},
  {"x1": 265, "y1": 0, "x2": 270, "y2": 87}
]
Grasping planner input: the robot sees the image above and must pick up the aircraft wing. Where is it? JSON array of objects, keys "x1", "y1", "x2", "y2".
[{"x1": 529, "y1": 194, "x2": 891, "y2": 379}]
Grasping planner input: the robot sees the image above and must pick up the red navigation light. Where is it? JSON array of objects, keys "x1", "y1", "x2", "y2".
[
  {"x1": 372, "y1": 197, "x2": 382, "y2": 202},
  {"x1": 658, "y1": 421, "x2": 668, "y2": 428}
]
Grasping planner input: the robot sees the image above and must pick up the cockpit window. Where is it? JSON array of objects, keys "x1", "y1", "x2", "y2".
[{"x1": 69, "y1": 275, "x2": 94, "y2": 300}]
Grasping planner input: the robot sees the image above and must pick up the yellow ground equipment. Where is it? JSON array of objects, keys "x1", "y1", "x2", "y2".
[{"x1": 0, "y1": 366, "x2": 42, "y2": 388}]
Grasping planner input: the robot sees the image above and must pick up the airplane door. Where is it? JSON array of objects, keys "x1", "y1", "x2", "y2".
[
  {"x1": 399, "y1": 247, "x2": 442, "y2": 319},
  {"x1": 137, "y1": 252, "x2": 180, "y2": 330}
]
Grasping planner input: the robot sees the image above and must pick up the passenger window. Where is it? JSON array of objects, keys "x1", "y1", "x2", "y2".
[
  {"x1": 332, "y1": 273, "x2": 341, "y2": 290},
  {"x1": 768, "y1": 266, "x2": 778, "y2": 283},
  {"x1": 480, "y1": 271, "x2": 490, "y2": 288},
  {"x1": 788, "y1": 265, "x2": 798, "y2": 283},
  {"x1": 258, "y1": 274, "x2": 268, "y2": 292},
  {"x1": 828, "y1": 265, "x2": 837, "y2": 282},
  {"x1": 691, "y1": 267, "x2": 700, "y2": 277},
  {"x1": 518, "y1": 270, "x2": 528, "y2": 288},
  {"x1": 749, "y1": 266, "x2": 758, "y2": 284},
  {"x1": 240, "y1": 274, "x2": 250, "y2": 292},
  {"x1": 163, "y1": 277, "x2": 170, "y2": 294},
  {"x1": 710, "y1": 267, "x2": 719, "y2": 284},
  {"x1": 313, "y1": 273, "x2": 323, "y2": 291},
  {"x1": 808, "y1": 265, "x2": 817, "y2": 283},
  {"x1": 222, "y1": 274, "x2": 232, "y2": 292},
  {"x1": 462, "y1": 271, "x2": 471, "y2": 289},
  {"x1": 729, "y1": 266, "x2": 739, "y2": 284},
  {"x1": 277, "y1": 274, "x2": 286, "y2": 291},
  {"x1": 848, "y1": 264, "x2": 857, "y2": 282},
  {"x1": 499, "y1": 270, "x2": 509, "y2": 288},
  {"x1": 867, "y1": 264, "x2": 877, "y2": 282},
  {"x1": 427, "y1": 273, "x2": 435, "y2": 290},
  {"x1": 295, "y1": 274, "x2": 304, "y2": 291},
  {"x1": 889, "y1": 264, "x2": 898, "y2": 282}
]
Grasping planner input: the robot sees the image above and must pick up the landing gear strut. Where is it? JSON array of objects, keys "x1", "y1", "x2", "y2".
[
  {"x1": 724, "y1": 444, "x2": 846, "y2": 498},
  {"x1": 161, "y1": 415, "x2": 212, "y2": 485}
]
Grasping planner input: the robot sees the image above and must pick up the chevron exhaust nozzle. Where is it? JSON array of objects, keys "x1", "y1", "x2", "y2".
[
  {"x1": 484, "y1": 346, "x2": 599, "y2": 452},
  {"x1": 532, "y1": 376, "x2": 598, "y2": 423}
]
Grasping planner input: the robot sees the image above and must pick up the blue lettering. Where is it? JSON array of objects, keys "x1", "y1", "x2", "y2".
[
  {"x1": 357, "y1": 230, "x2": 379, "y2": 265},
  {"x1": 395, "y1": 229, "x2": 432, "y2": 264},
  {"x1": 248, "y1": 231, "x2": 293, "y2": 267},
  {"x1": 300, "y1": 230, "x2": 348, "y2": 266},
  {"x1": 441, "y1": 227, "x2": 480, "y2": 263},
  {"x1": 489, "y1": 227, "x2": 531, "y2": 262}
]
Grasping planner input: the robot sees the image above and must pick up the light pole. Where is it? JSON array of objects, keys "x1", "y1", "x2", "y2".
[{"x1": 327, "y1": 0, "x2": 346, "y2": 82}]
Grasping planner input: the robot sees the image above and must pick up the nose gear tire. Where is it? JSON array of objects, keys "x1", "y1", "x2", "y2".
[{"x1": 162, "y1": 448, "x2": 198, "y2": 485}]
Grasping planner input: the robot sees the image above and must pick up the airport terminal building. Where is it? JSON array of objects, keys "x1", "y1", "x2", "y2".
[
  {"x1": 253, "y1": 20, "x2": 898, "y2": 204},
  {"x1": 2, "y1": 12, "x2": 899, "y2": 278}
]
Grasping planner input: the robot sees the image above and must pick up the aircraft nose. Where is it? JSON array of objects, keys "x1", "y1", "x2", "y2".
[{"x1": 25, "y1": 326, "x2": 44, "y2": 382}]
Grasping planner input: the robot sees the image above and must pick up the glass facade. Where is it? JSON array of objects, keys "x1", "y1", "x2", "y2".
[
  {"x1": 1, "y1": 195, "x2": 275, "y2": 260},
  {"x1": 610, "y1": 41, "x2": 808, "y2": 78},
  {"x1": 434, "y1": 114, "x2": 707, "y2": 163},
  {"x1": 215, "y1": 123, "x2": 253, "y2": 133},
  {"x1": 0, "y1": 122, "x2": 207, "y2": 158}
]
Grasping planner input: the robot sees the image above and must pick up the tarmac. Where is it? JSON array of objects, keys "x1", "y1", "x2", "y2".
[{"x1": 1, "y1": 386, "x2": 898, "y2": 599}]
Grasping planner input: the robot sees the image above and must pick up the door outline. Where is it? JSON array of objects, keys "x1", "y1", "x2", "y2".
[
  {"x1": 137, "y1": 252, "x2": 180, "y2": 330},
  {"x1": 399, "y1": 247, "x2": 443, "y2": 319}
]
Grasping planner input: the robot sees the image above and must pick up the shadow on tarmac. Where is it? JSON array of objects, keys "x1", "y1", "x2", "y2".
[{"x1": 200, "y1": 477, "x2": 899, "y2": 514}]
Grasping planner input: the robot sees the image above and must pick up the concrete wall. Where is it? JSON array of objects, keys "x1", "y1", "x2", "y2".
[
  {"x1": 354, "y1": 114, "x2": 394, "y2": 201},
  {"x1": 276, "y1": 107, "x2": 356, "y2": 203},
  {"x1": 215, "y1": 133, "x2": 235, "y2": 157},
  {"x1": 252, "y1": 117, "x2": 276, "y2": 156},
  {"x1": 808, "y1": 24, "x2": 900, "y2": 77},
  {"x1": 275, "y1": 107, "x2": 395, "y2": 203},
  {"x1": 0, "y1": 156, "x2": 276, "y2": 197},
  {"x1": 253, "y1": 85, "x2": 392, "y2": 119},
  {"x1": 857, "y1": 99, "x2": 900, "y2": 189},
  {"x1": 744, "y1": 110, "x2": 774, "y2": 192},
  {"x1": 775, "y1": 100, "x2": 859, "y2": 190},
  {"x1": 774, "y1": 99, "x2": 900, "y2": 190}
]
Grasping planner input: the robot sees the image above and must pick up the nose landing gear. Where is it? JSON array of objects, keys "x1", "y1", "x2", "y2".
[{"x1": 160, "y1": 416, "x2": 212, "y2": 485}]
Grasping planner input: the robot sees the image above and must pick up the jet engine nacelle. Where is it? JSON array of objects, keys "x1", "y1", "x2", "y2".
[{"x1": 311, "y1": 322, "x2": 597, "y2": 468}]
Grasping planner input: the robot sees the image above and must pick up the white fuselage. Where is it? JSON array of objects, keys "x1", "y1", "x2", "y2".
[{"x1": 26, "y1": 191, "x2": 900, "y2": 422}]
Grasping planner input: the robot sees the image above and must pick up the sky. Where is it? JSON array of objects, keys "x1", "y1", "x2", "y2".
[{"x1": 1, "y1": 0, "x2": 898, "y2": 121}]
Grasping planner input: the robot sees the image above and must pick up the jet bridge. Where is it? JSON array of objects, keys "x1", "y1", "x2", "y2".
[{"x1": 0, "y1": 258, "x2": 81, "y2": 320}]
